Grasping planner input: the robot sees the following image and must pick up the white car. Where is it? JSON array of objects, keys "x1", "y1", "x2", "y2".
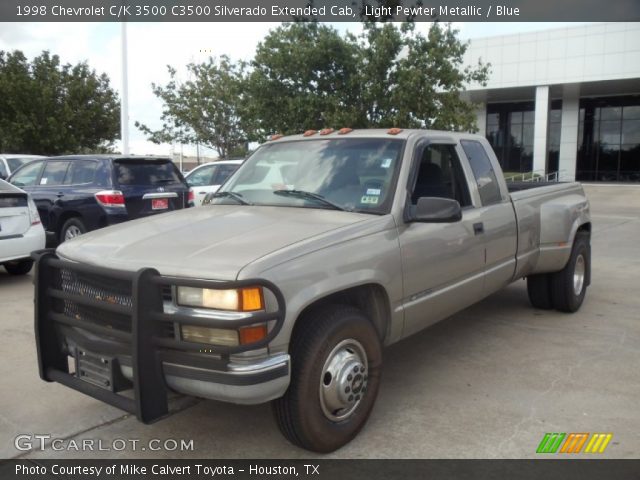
[
  {"x1": 0, "y1": 179, "x2": 46, "y2": 275},
  {"x1": 0, "y1": 154, "x2": 44, "y2": 180},
  {"x1": 184, "y1": 159, "x2": 243, "y2": 206}
]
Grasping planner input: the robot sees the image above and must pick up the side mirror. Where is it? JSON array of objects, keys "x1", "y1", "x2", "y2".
[{"x1": 410, "y1": 197, "x2": 462, "y2": 223}]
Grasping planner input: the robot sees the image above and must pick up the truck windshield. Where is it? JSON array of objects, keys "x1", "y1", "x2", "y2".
[{"x1": 213, "y1": 138, "x2": 404, "y2": 214}]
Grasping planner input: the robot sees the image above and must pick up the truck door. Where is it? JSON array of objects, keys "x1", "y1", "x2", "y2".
[
  {"x1": 398, "y1": 141, "x2": 486, "y2": 338},
  {"x1": 459, "y1": 140, "x2": 518, "y2": 294}
]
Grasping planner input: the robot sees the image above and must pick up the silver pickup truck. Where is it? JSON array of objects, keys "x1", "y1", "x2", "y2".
[{"x1": 33, "y1": 129, "x2": 591, "y2": 453}]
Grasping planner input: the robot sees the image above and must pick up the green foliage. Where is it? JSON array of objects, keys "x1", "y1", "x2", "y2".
[
  {"x1": 0, "y1": 50, "x2": 120, "y2": 155},
  {"x1": 135, "y1": 56, "x2": 251, "y2": 159},
  {"x1": 247, "y1": 22, "x2": 490, "y2": 136},
  {"x1": 246, "y1": 23, "x2": 364, "y2": 136},
  {"x1": 139, "y1": 22, "x2": 489, "y2": 151}
]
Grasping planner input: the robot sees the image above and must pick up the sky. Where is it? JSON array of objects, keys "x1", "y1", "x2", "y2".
[{"x1": 0, "y1": 21, "x2": 592, "y2": 158}]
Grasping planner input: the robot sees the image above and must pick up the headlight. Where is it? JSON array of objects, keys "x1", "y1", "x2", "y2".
[{"x1": 177, "y1": 286, "x2": 264, "y2": 311}]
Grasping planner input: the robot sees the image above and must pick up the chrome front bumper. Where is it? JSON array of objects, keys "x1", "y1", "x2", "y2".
[{"x1": 119, "y1": 353, "x2": 291, "y2": 405}]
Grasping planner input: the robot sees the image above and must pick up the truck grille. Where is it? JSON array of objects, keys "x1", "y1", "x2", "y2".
[{"x1": 59, "y1": 268, "x2": 174, "y2": 336}]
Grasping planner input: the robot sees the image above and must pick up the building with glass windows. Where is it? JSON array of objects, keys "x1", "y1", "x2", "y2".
[{"x1": 463, "y1": 23, "x2": 640, "y2": 182}]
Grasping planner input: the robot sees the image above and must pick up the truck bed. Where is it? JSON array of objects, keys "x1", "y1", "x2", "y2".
[{"x1": 506, "y1": 181, "x2": 565, "y2": 192}]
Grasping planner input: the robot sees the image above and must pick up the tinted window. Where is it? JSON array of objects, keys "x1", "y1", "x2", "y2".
[
  {"x1": 212, "y1": 164, "x2": 239, "y2": 185},
  {"x1": 7, "y1": 157, "x2": 37, "y2": 172},
  {"x1": 186, "y1": 165, "x2": 214, "y2": 187},
  {"x1": 69, "y1": 160, "x2": 98, "y2": 185},
  {"x1": 411, "y1": 144, "x2": 471, "y2": 207},
  {"x1": 0, "y1": 195, "x2": 27, "y2": 208},
  {"x1": 40, "y1": 161, "x2": 71, "y2": 186},
  {"x1": 460, "y1": 140, "x2": 502, "y2": 206},
  {"x1": 10, "y1": 160, "x2": 44, "y2": 187},
  {"x1": 114, "y1": 160, "x2": 183, "y2": 186},
  {"x1": 0, "y1": 162, "x2": 7, "y2": 178}
]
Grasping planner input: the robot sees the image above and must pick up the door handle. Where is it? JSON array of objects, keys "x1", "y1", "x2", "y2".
[
  {"x1": 56, "y1": 192, "x2": 65, "y2": 198},
  {"x1": 473, "y1": 222, "x2": 484, "y2": 235}
]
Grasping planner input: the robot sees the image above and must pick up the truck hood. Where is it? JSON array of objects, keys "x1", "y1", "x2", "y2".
[{"x1": 56, "y1": 205, "x2": 374, "y2": 279}]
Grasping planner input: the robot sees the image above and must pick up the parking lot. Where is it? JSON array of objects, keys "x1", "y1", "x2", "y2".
[{"x1": 1, "y1": 184, "x2": 638, "y2": 459}]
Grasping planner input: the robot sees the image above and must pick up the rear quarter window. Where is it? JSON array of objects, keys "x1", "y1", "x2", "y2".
[
  {"x1": 114, "y1": 160, "x2": 184, "y2": 186},
  {"x1": 460, "y1": 140, "x2": 503, "y2": 206},
  {"x1": 68, "y1": 160, "x2": 98, "y2": 185}
]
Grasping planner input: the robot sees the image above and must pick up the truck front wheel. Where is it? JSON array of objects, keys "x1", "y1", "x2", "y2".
[
  {"x1": 272, "y1": 305, "x2": 382, "y2": 453},
  {"x1": 550, "y1": 231, "x2": 591, "y2": 312}
]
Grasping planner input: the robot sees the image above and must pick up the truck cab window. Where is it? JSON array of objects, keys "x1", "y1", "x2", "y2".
[
  {"x1": 460, "y1": 140, "x2": 503, "y2": 206},
  {"x1": 411, "y1": 144, "x2": 471, "y2": 207}
]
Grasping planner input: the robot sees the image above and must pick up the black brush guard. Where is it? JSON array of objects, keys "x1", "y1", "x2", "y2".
[{"x1": 32, "y1": 249, "x2": 285, "y2": 424}]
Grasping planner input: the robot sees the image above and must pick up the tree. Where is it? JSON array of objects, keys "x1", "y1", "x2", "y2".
[
  {"x1": 136, "y1": 56, "x2": 250, "y2": 159},
  {"x1": 0, "y1": 50, "x2": 120, "y2": 155},
  {"x1": 359, "y1": 23, "x2": 489, "y2": 131},
  {"x1": 246, "y1": 23, "x2": 364, "y2": 137},
  {"x1": 247, "y1": 22, "x2": 489, "y2": 135}
]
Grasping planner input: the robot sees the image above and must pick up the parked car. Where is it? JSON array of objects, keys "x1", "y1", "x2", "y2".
[
  {"x1": 8, "y1": 155, "x2": 190, "y2": 244},
  {"x1": 0, "y1": 154, "x2": 44, "y2": 180},
  {"x1": 184, "y1": 159, "x2": 243, "y2": 206},
  {"x1": 0, "y1": 179, "x2": 45, "y2": 275},
  {"x1": 32, "y1": 129, "x2": 591, "y2": 452}
]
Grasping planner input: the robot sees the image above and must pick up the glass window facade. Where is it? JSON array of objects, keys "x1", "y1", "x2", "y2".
[
  {"x1": 576, "y1": 96, "x2": 640, "y2": 182},
  {"x1": 486, "y1": 96, "x2": 640, "y2": 182},
  {"x1": 486, "y1": 102, "x2": 534, "y2": 174}
]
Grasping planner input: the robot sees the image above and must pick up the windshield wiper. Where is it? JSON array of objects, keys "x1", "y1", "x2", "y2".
[
  {"x1": 205, "y1": 191, "x2": 252, "y2": 205},
  {"x1": 273, "y1": 189, "x2": 349, "y2": 211}
]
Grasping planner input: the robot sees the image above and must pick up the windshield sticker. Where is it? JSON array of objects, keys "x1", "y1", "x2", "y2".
[
  {"x1": 40, "y1": 178, "x2": 48, "y2": 185},
  {"x1": 381, "y1": 158, "x2": 392, "y2": 168},
  {"x1": 360, "y1": 195, "x2": 379, "y2": 205},
  {"x1": 366, "y1": 188, "x2": 381, "y2": 195}
]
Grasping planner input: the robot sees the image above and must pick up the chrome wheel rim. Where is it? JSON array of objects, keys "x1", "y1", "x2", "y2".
[
  {"x1": 319, "y1": 339, "x2": 368, "y2": 422},
  {"x1": 573, "y1": 254, "x2": 585, "y2": 296},
  {"x1": 64, "y1": 225, "x2": 83, "y2": 240}
]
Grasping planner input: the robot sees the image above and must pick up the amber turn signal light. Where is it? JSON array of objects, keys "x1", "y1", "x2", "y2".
[
  {"x1": 239, "y1": 324, "x2": 268, "y2": 345},
  {"x1": 240, "y1": 287, "x2": 264, "y2": 311}
]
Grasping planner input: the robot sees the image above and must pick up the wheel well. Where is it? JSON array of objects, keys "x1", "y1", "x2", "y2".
[
  {"x1": 577, "y1": 222, "x2": 591, "y2": 234},
  {"x1": 576, "y1": 222, "x2": 591, "y2": 241},
  {"x1": 294, "y1": 284, "x2": 391, "y2": 342},
  {"x1": 56, "y1": 211, "x2": 82, "y2": 235}
]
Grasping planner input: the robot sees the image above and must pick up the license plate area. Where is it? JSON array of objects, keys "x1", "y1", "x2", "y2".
[
  {"x1": 74, "y1": 349, "x2": 130, "y2": 392},
  {"x1": 151, "y1": 198, "x2": 169, "y2": 210}
]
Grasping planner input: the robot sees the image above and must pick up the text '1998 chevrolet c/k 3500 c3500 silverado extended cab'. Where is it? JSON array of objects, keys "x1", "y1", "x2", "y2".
[{"x1": 32, "y1": 128, "x2": 591, "y2": 452}]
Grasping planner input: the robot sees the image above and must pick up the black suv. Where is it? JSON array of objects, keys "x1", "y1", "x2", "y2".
[{"x1": 8, "y1": 155, "x2": 191, "y2": 244}]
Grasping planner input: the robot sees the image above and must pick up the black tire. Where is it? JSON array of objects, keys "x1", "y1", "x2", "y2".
[
  {"x1": 550, "y1": 232, "x2": 591, "y2": 313},
  {"x1": 527, "y1": 274, "x2": 553, "y2": 309},
  {"x1": 59, "y1": 217, "x2": 86, "y2": 244},
  {"x1": 273, "y1": 304, "x2": 382, "y2": 453},
  {"x1": 4, "y1": 260, "x2": 34, "y2": 275}
]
